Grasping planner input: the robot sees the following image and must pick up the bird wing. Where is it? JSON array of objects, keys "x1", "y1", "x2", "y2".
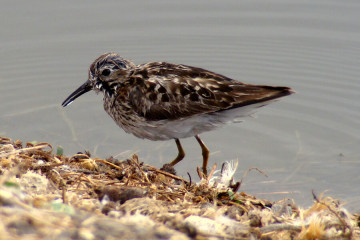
[{"x1": 126, "y1": 62, "x2": 292, "y2": 121}]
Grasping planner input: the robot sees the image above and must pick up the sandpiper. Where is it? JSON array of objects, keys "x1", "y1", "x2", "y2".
[{"x1": 62, "y1": 53, "x2": 293, "y2": 175}]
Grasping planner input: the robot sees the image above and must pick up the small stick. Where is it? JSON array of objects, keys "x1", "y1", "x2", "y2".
[
  {"x1": 95, "y1": 158, "x2": 123, "y2": 170},
  {"x1": 311, "y1": 190, "x2": 351, "y2": 235},
  {"x1": 206, "y1": 163, "x2": 217, "y2": 181},
  {"x1": 0, "y1": 144, "x2": 50, "y2": 158},
  {"x1": 187, "y1": 172, "x2": 192, "y2": 186},
  {"x1": 130, "y1": 155, "x2": 151, "y2": 184},
  {"x1": 147, "y1": 166, "x2": 188, "y2": 184},
  {"x1": 197, "y1": 167, "x2": 205, "y2": 179},
  {"x1": 239, "y1": 167, "x2": 268, "y2": 187}
]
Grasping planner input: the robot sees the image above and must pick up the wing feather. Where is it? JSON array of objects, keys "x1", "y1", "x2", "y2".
[{"x1": 126, "y1": 62, "x2": 292, "y2": 121}]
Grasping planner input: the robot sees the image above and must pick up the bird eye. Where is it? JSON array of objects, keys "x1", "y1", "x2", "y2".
[{"x1": 101, "y1": 69, "x2": 111, "y2": 76}]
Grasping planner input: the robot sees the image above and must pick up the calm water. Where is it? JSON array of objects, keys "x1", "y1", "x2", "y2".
[{"x1": 1, "y1": 1, "x2": 359, "y2": 211}]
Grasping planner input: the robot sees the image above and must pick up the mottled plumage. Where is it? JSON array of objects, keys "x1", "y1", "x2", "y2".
[{"x1": 62, "y1": 52, "x2": 293, "y2": 175}]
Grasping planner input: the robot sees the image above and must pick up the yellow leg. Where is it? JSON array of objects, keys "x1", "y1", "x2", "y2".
[
  {"x1": 195, "y1": 135, "x2": 209, "y2": 176},
  {"x1": 169, "y1": 138, "x2": 185, "y2": 166}
]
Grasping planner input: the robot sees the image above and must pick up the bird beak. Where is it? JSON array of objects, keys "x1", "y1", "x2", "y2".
[{"x1": 62, "y1": 80, "x2": 92, "y2": 107}]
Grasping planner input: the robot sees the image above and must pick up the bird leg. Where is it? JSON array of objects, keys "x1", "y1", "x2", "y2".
[
  {"x1": 169, "y1": 138, "x2": 185, "y2": 166},
  {"x1": 195, "y1": 135, "x2": 209, "y2": 176}
]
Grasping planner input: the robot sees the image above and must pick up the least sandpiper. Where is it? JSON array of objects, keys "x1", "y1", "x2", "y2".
[{"x1": 62, "y1": 53, "x2": 293, "y2": 175}]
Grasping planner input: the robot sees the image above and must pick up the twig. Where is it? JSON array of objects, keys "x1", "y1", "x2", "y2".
[
  {"x1": 147, "y1": 166, "x2": 188, "y2": 184},
  {"x1": 206, "y1": 163, "x2": 217, "y2": 181},
  {"x1": 197, "y1": 167, "x2": 205, "y2": 179},
  {"x1": 312, "y1": 190, "x2": 351, "y2": 235},
  {"x1": 0, "y1": 144, "x2": 50, "y2": 158},
  {"x1": 228, "y1": 201, "x2": 249, "y2": 213},
  {"x1": 95, "y1": 158, "x2": 123, "y2": 170},
  {"x1": 239, "y1": 167, "x2": 268, "y2": 187},
  {"x1": 130, "y1": 155, "x2": 151, "y2": 184},
  {"x1": 187, "y1": 172, "x2": 192, "y2": 186}
]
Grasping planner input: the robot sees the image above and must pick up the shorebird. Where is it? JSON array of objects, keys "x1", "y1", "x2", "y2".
[{"x1": 62, "y1": 53, "x2": 293, "y2": 175}]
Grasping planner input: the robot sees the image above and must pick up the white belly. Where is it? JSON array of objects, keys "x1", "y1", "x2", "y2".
[{"x1": 122, "y1": 101, "x2": 272, "y2": 141}]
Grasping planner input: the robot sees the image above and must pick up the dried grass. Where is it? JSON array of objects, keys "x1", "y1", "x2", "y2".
[{"x1": 0, "y1": 136, "x2": 359, "y2": 240}]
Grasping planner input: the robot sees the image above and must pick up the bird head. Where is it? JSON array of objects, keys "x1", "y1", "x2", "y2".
[{"x1": 62, "y1": 52, "x2": 135, "y2": 107}]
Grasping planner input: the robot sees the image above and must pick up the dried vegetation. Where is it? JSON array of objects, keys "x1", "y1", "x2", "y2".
[{"x1": 0, "y1": 136, "x2": 359, "y2": 239}]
